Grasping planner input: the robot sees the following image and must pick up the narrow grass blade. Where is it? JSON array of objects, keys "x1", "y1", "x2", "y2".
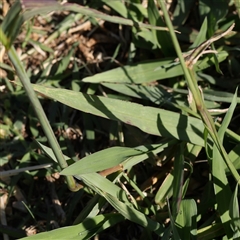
[
  {"x1": 83, "y1": 51, "x2": 228, "y2": 84},
  {"x1": 147, "y1": 0, "x2": 174, "y2": 56},
  {"x1": 73, "y1": 195, "x2": 101, "y2": 225},
  {"x1": 36, "y1": 141, "x2": 72, "y2": 163},
  {"x1": 0, "y1": 1, "x2": 23, "y2": 49},
  {"x1": 7, "y1": 46, "x2": 78, "y2": 191},
  {"x1": 20, "y1": 213, "x2": 124, "y2": 240},
  {"x1": 155, "y1": 173, "x2": 173, "y2": 207},
  {"x1": 123, "y1": 140, "x2": 177, "y2": 170},
  {"x1": 166, "y1": 202, "x2": 181, "y2": 240},
  {"x1": 61, "y1": 146, "x2": 144, "y2": 175},
  {"x1": 102, "y1": 83, "x2": 171, "y2": 105},
  {"x1": 32, "y1": 84, "x2": 206, "y2": 146},
  {"x1": 197, "y1": 223, "x2": 225, "y2": 240},
  {"x1": 190, "y1": 17, "x2": 208, "y2": 49},
  {"x1": 172, "y1": 143, "x2": 185, "y2": 217},
  {"x1": 230, "y1": 184, "x2": 240, "y2": 238},
  {"x1": 75, "y1": 172, "x2": 129, "y2": 203},
  {"x1": 212, "y1": 89, "x2": 238, "y2": 238},
  {"x1": 21, "y1": 1, "x2": 169, "y2": 31},
  {"x1": 40, "y1": 139, "x2": 176, "y2": 178}
]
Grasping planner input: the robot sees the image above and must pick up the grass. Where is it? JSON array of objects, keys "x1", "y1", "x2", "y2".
[{"x1": 0, "y1": 0, "x2": 240, "y2": 239}]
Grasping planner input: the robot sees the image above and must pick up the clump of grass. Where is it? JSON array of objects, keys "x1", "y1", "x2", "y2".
[{"x1": 1, "y1": 0, "x2": 240, "y2": 239}]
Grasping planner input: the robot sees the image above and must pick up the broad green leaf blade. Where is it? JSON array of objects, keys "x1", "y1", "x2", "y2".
[
  {"x1": 61, "y1": 141, "x2": 176, "y2": 176},
  {"x1": 20, "y1": 213, "x2": 124, "y2": 240},
  {"x1": 175, "y1": 199, "x2": 197, "y2": 240},
  {"x1": 61, "y1": 147, "x2": 143, "y2": 175},
  {"x1": 32, "y1": 84, "x2": 206, "y2": 146},
  {"x1": 82, "y1": 51, "x2": 228, "y2": 84}
]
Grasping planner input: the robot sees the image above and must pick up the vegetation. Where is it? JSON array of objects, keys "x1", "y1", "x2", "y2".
[{"x1": 0, "y1": 0, "x2": 240, "y2": 239}]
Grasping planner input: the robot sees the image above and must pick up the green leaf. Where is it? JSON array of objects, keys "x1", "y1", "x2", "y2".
[
  {"x1": 101, "y1": 0, "x2": 128, "y2": 18},
  {"x1": 102, "y1": 83, "x2": 171, "y2": 104},
  {"x1": 155, "y1": 173, "x2": 173, "y2": 206},
  {"x1": 212, "y1": 89, "x2": 238, "y2": 238},
  {"x1": 22, "y1": 2, "x2": 169, "y2": 31},
  {"x1": 0, "y1": 1, "x2": 23, "y2": 49},
  {"x1": 82, "y1": 51, "x2": 228, "y2": 84},
  {"x1": 32, "y1": 84, "x2": 207, "y2": 146},
  {"x1": 61, "y1": 141, "x2": 176, "y2": 176},
  {"x1": 20, "y1": 213, "x2": 124, "y2": 240},
  {"x1": 190, "y1": 17, "x2": 208, "y2": 49},
  {"x1": 175, "y1": 199, "x2": 197, "y2": 240},
  {"x1": 230, "y1": 184, "x2": 240, "y2": 238},
  {"x1": 228, "y1": 143, "x2": 240, "y2": 172},
  {"x1": 147, "y1": 0, "x2": 174, "y2": 56},
  {"x1": 36, "y1": 141, "x2": 72, "y2": 163},
  {"x1": 172, "y1": 143, "x2": 185, "y2": 217},
  {"x1": 123, "y1": 140, "x2": 177, "y2": 170},
  {"x1": 197, "y1": 223, "x2": 225, "y2": 240},
  {"x1": 103, "y1": 192, "x2": 164, "y2": 235},
  {"x1": 61, "y1": 146, "x2": 143, "y2": 175}
]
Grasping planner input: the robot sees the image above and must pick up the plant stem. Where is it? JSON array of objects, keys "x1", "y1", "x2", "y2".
[{"x1": 8, "y1": 46, "x2": 80, "y2": 191}]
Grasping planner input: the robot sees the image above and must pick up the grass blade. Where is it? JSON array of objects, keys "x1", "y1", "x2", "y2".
[
  {"x1": 82, "y1": 51, "x2": 228, "y2": 84},
  {"x1": 61, "y1": 146, "x2": 144, "y2": 175},
  {"x1": 175, "y1": 199, "x2": 197, "y2": 240},
  {"x1": 147, "y1": 0, "x2": 174, "y2": 56},
  {"x1": 230, "y1": 184, "x2": 240, "y2": 238},
  {"x1": 212, "y1": 89, "x2": 238, "y2": 238},
  {"x1": 20, "y1": 214, "x2": 124, "y2": 240},
  {"x1": 32, "y1": 84, "x2": 206, "y2": 146}
]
